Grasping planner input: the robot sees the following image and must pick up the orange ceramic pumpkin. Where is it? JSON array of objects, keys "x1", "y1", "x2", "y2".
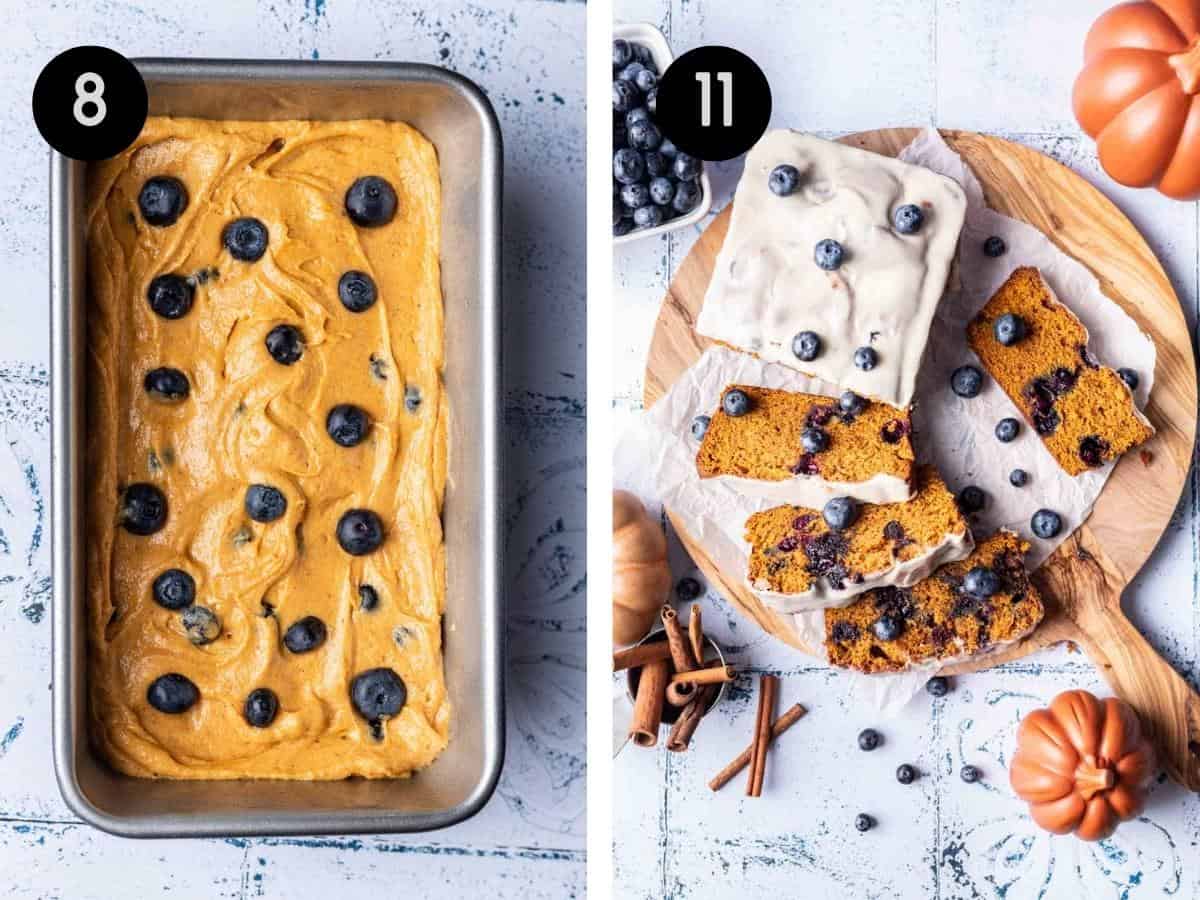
[
  {"x1": 1072, "y1": 0, "x2": 1200, "y2": 199},
  {"x1": 1010, "y1": 690, "x2": 1156, "y2": 841},
  {"x1": 612, "y1": 491, "x2": 672, "y2": 645}
]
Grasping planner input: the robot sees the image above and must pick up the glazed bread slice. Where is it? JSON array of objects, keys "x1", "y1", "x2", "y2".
[
  {"x1": 744, "y1": 465, "x2": 972, "y2": 611},
  {"x1": 824, "y1": 530, "x2": 1044, "y2": 673},
  {"x1": 696, "y1": 130, "x2": 966, "y2": 407},
  {"x1": 966, "y1": 267, "x2": 1154, "y2": 476},
  {"x1": 696, "y1": 384, "x2": 915, "y2": 507}
]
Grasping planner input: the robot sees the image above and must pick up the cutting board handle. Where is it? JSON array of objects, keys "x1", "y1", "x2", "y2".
[{"x1": 1039, "y1": 532, "x2": 1200, "y2": 791}]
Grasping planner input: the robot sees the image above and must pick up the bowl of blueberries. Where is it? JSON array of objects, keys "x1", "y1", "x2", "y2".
[{"x1": 613, "y1": 23, "x2": 712, "y2": 243}]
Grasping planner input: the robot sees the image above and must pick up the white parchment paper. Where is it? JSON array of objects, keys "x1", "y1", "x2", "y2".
[{"x1": 615, "y1": 128, "x2": 1156, "y2": 711}]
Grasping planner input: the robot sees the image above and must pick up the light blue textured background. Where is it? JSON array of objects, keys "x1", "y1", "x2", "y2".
[
  {"x1": 0, "y1": 0, "x2": 585, "y2": 896},
  {"x1": 613, "y1": 1, "x2": 1200, "y2": 898}
]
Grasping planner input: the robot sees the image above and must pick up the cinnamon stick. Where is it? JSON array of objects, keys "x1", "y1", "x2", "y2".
[
  {"x1": 746, "y1": 675, "x2": 777, "y2": 796},
  {"x1": 666, "y1": 685, "x2": 717, "y2": 752},
  {"x1": 669, "y1": 665, "x2": 735, "y2": 686},
  {"x1": 708, "y1": 703, "x2": 807, "y2": 792},
  {"x1": 661, "y1": 606, "x2": 697, "y2": 673},
  {"x1": 628, "y1": 658, "x2": 669, "y2": 748},
  {"x1": 687, "y1": 605, "x2": 704, "y2": 666},
  {"x1": 613, "y1": 641, "x2": 673, "y2": 672}
]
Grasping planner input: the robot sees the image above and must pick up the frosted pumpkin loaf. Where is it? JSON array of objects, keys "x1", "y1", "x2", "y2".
[
  {"x1": 85, "y1": 117, "x2": 450, "y2": 780},
  {"x1": 696, "y1": 130, "x2": 967, "y2": 407}
]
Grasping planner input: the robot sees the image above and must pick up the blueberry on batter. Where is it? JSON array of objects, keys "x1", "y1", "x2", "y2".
[
  {"x1": 359, "y1": 584, "x2": 380, "y2": 612},
  {"x1": 814, "y1": 239, "x2": 844, "y2": 271},
  {"x1": 338, "y1": 270, "x2": 378, "y2": 313},
  {"x1": 147, "y1": 673, "x2": 198, "y2": 714},
  {"x1": 404, "y1": 385, "x2": 422, "y2": 413},
  {"x1": 265, "y1": 324, "x2": 305, "y2": 365},
  {"x1": 243, "y1": 688, "x2": 279, "y2": 728},
  {"x1": 345, "y1": 176, "x2": 398, "y2": 227},
  {"x1": 121, "y1": 483, "x2": 167, "y2": 535},
  {"x1": 351, "y1": 667, "x2": 408, "y2": 722},
  {"x1": 892, "y1": 204, "x2": 924, "y2": 234},
  {"x1": 138, "y1": 176, "x2": 188, "y2": 227},
  {"x1": 222, "y1": 217, "x2": 269, "y2": 262},
  {"x1": 153, "y1": 568, "x2": 195, "y2": 611},
  {"x1": 769, "y1": 164, "x2": 800, "y2": 197},
  {"x1": 182, "y1": 604, "x2": 221, "y2": 645},
  {"x1": 337, "y1": 509, "x2": 385, "y2": 556},
  {"x1": 326, "y1": 404, "x2": 370, "y2": 447},
  {"x1": 245, "y1": 484, "x2": 287, "y2": 523},
  {"x1": 792, "y1": 330, "x2": 821, "y2": 362},
  {"x1": 144, "y1": 367, "x2": 190, "y2": 402},
  {"x1": 283, "y1": 616, "x2": 327, "y2": 653},
  {"x1": 146, "y1": 274, "x2": 194, "y2": 319}
]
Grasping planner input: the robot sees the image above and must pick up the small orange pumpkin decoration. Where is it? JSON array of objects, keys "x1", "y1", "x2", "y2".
[
  {"x1": 1072, "y1": 0, "x2": 1200, "y2": 199},
  {"x1": 1010, "y1": 690, "x2": 1156, "y2": 841},
  {"x1": 612, "y1": 491, "x2": 672, "y2": 645}
]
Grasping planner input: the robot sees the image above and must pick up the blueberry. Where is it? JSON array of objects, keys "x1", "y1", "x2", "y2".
[
  {"x1": 625, "y1": 106, "x2": 651, "y2": 128},
  {"x1": 612, "y1": 38, "x2": 632, "y2": 68},
  {"x1": 181, "y1": 604, "x2": 221, "y2": 645},
  {"x1": 614, "y1": 148, "x2": 645, "y2": 185},
  {"x1": 1009, "y1": 468, "x2": 1029, "y2": 487},
  {"x1": 791, "y1": 330, "x2": 821, "y2": 362},
  {"x1": 855, "y1": 813, "x2": 876, "y2": 833},
  {"x1": 147, "y1": 673, "x2": 198, "y2": 714},
  {"x1": 359, "y1": 584, "x2": 380, "y2": 611},
  {"x1": 337, "y1": 508, "x2": 385, "y2": 556},
  {"x1": 345, "y1": 176, "x2": 398, "y2": 227},
  {"x1": 617, "y1": 62, "x2": 646, "y2": 83},
  {"x1": 146, "y1": 275, "x2": 194, "y2": 319},
  {"x1": 222, "y1": 217, "x2": 268, "y2": 262},
  {"x1": 801, "y1": 427, "x2": 828, "y2": 453},
  {"x1": 951, "y1": 365, "x2": 983, "y2": 398},
  {"x1": 633, "y1": 205, "x2": 664, "y2": 229},
  {"x1": 872, "y1": 613, "x2": 903, "y2": 642},
  {"x1": 614, "y1": 219, "x2": 634, "y2": 237},
  {"x1": 614, "y1": 123, "x2": 628, "y2": 149},
  {"x1": 961, "y1": 764, "x2": 982, "y2": 783},
  {"x1": 1031, "y1": 508, "x2": 1062, "y2": 539},
  {"x1": 283, "y1": 615, "x2": 327, "y2": 653},
  {"x1": 854, "y1": 347, "x2": 878, "y2": 371},
  {"x1": 244, "y1": 688, "x2": 279, "y2": 728},
  {"x1": 956, "y1": 485, "x2": 986, "y2": 514},
  {"x1": 893, "y1": 204, "x2": 924, "y2": 234},
  {"x1": 245, "y1": 484, "x2": 287, "y2": 523},
  {"x1": 768, "y1": 164, "x2": 800, "y2": 197},
  {"x1": 857, "y1": 728, "x2": 881, "y2": 751},
  {"x1": 644, "y1": 150, "x2": 668, "y2": 177},
  {"x1": 676, "y1": 576, "x2": 703, "y2": 601},
  {"x1": 121, "y1": 483, "x2": 167, "y2": 535},
  {"x1": 649, "y1": 177, "x2": 675, "y2": 206},
  {"x1": 691, "y1": 415, "x2": 711, "y2": 440},
  {"x1": 672, "y1": 180, "x2": 702, "y2": 214},
  {"x1": 1118, "y1": 368, "x2": 1139, "y2": 391},
  {"x1": 823, "y1": 497, "x2": 858, "y2": 531},
  {"x1": 628, "y1": 120, "x2": 662, "y2": 152},
  {"x1": 673, "y1": 152, "x2": 701, "y2": 181},
  {"x1": 265, "y1": 324, "x2": 304, "y2": 365},
  {"x1": 658, "y1": 138, "x2": 678, "y2": 158},
  {"x1": 632, "y1": 43, "x2": 655, "y2": 67},
  {"x1": 613, "y1": 79, "x2": 639, "y2": 113},
  {"x1": 838, "y1": 391, "x2": 866, "y2": 417},
  {"x1": 896, "y1": 764, "x2": 917, "y2": 784},
  {"x1": 138, "y1": 176, "x2": 188, "y2": 227},
  {"x1": 645, "y1": 88, "x2": 658, "y2": 114},
  {"x1": 326, "y1": 404, "x2": 370, "y2": 447},
  {"x1": 153, "y1": 569, "x2": 195, "y2": 611},
  {"x1": 983, "y1": 236, "x2": 1007, "y2": 257},
  {"x1": 620, "y1": 184, "x2": 649, "y2": 212},
  {"x1": 993, "y1": 313, "x2": 1026, "y2": 346},
  {"x1": 963, "y1": 566, "x2": 1000, "y2": 599},
  {"x1": 926, "y1": 676, "x2": 950, "y2": 697},
  {"x1": 814, "y1": 239, "x2": 844, "y2": 270},
  {"x1": 634, "y1": 68, "x2": 657, "y2": 93},
  {"x1": 722, "y1": 389, "x2": 750, "y2": 417},
  {"x1": 351, "y1": 667, "x2": 408, "y2": 721},
  {"x1": 406, "y1": 386, "x2": 422, "y2": 414},
  {"x1": 144, "y1": 367, "x2": 190, "y2": 402},
  {"x1": 995, "y1": 417, "x2": 1020, "y2": 442},
  {"x1": 338, "y1": 270, "x2": 378, "y2": 313}
]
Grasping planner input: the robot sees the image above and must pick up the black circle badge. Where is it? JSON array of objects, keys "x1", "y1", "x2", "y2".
[
  {"x1": 33, "y1": 46, "x2": 147, "y2": 161},
  {"x1": 655, "y1": 45, "x2": 771, "y2": 162}
]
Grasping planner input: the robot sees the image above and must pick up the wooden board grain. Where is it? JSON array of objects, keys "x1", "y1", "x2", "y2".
[{"x1": 643, "y1": 129, "x2": 1200, "y2": 788}]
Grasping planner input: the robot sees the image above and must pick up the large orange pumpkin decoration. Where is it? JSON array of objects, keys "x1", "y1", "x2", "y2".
[
  {"x1": 1072, "y1": 0, "x2": 1200, "y2": 199},
  {"x1": 1010, "y1": 690, "x2": 1157, "y2": 841},
  {"x1": 612, "y1": 490, "x2": 672, "y2": 645}
]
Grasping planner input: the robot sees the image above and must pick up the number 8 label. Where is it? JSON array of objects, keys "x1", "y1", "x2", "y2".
[{"x1": 73, "y1": 72, "x2": 106, "y2": 127}]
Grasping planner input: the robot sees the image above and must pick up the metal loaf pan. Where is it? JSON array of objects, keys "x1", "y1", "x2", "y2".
[{"x1": 50, "y1": 59, "x2": 503, "y2": 837}]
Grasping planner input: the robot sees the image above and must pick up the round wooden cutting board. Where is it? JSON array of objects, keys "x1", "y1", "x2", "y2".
[{"x1": 643, "y1": 128, "x2": 1200, "y2": 788}]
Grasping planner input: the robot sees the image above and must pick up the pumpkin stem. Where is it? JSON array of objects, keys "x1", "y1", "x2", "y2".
[
  {"x1": 1075, "y1": 758, "x2": 1116, "y2": 800},
  {"x1": 1169, "y1": 37, "x2": 1200, "y2": 95}
]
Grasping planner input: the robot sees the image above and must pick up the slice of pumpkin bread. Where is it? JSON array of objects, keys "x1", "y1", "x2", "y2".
[
  {"x1": 966, "y1": 267, "x2": 1153, "y2": 476},
  {"x1": 824, "y1": 530, "x2": 1044, "y2": 673}
]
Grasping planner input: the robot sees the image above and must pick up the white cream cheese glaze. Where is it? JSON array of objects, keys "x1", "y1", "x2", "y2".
[
  {"x1": 708, "y1": 470, "x2": 912, "y2": 509},
  {"x1": 697, "y1": 130, "x2": 967, "y2": 407}
]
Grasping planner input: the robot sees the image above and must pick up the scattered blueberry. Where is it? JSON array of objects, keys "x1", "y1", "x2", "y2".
[
  {"x1": 620, "y1": 182, "x2": 650, "y2": 209},
  {"x1": 405, "y1": 385, "x2": 422, "y2": 413},
  {"x1": 146, "y1": 275, "x2": 194, "y2": 319},
  {"x1": 722, "y1": 389, "x2": 750, "y2": 417},
  {"x1": 147, "y1": 673, "x2": 198, "y2": 714},
  {"x1": 855, "y1": 813, "x2": 876, "y2": 833},
  {"x1": 345, "y1": 176, "x2": 397, "y2": 227},
  {"x1": 769, "y1": 164, "x2": 800, "y2": 196},
  {"x1": 951, "y1": 365, "x2": 983, "y2": 398},
  {"x1": 1118, "y1": 368, "x2": 1139, "y2": 391},
  {"x1": 628, "y1": 119, "x2": 662, "y2": 151},
  {"x1": 676, "y1": 576, "x2": 703, "y2": 601},
  {"x1": 963, "y1": 566, "x2": 1000, "y2": 599},
  {"x1": 138, "y1": 177, "x2": 188, "y2": 227},
  {"x1": 326, "y1": 404, "x2": 370, "y2": 447},
  {"x1": 823, "y1": 497, "x2": 858, "y2": 531},
  {"x1": 633, "y1": 204, "x2": 664, "y2": 229},
  {"x1": 854, "y1": 346, "x2": 878, "y2": 371},
  {"x1": 691, "y1": 415, "x2": 711, "y2": 440},
  {"x1": 983, "y1": 236, "x2": 1007, "y2": 257},
  {"x1": 648, "y1": 177, "x2": 675, "y2": 206},
  {"x1": 244, "y1": 688, "x2": 279, "y2": 728},
  {"x1": 351, "y1": 667, "x2": 407, "y2": 722},
  {"x1": 893, "y1": 204, "x2": 924, "y2": 234},
  {"x1": 265, "y1": 324, "x2": 304, "y2": 365},
  {"x1": 956, "y1": 485, "x2": 987, "y2": 514},
  {"x1": 896, "y1": 764, "x2": 917, "y2": 785},
  {"x1": 181, "y1": 604, "x2": 221, "y2": 645},
  {"x1": 673, "y1": 152, "x2": 701, "y2": 181},
  {"x1": 792, "y1": 330, "x2": 821, "y2": 362},
  {"x1": 872, "y1": 613, "x2": 903, "y2": 642},
  {"x1": 153, "y1": 569, "x2": 195, "y2": 611},
  {"x1": 926, "y1": 676, "x2": 950, "y2": 697},
  {"x1": 814, "y1": 238, "x2": 845, "y2": 270},
  {"x1": 993, "y1": 312, "x2": 1026, "y2": 346},
  {"x1": 121, "y1": 483, "x2": 167, "y2": 535},
  {"x1": 1031, "y1": 508, "x2": 1063, "y2": 539},
  {"x1": 144, "y1": 367, "x2": 190, "y2": 402},
  {"x1": 838, "y1": 391, "x2": 866, "y2": 417},
  {"x1": 612, "y1": 39, "x2": 632, "y2": 68},
  {"x1": 1009, "y1": 468, "x2": 1029, "y2": 487},
  {"x1": 995, "y1": 418, "x2": 1020, "y2": 442},
  {"x1": 801, "y1": 427, "x2": 829, "y2": 453},
  {"x1": 672, "y1": 180, "x2": 702, "y2": 214},
  {"x1": 245, "y1": 484, "x2": 287, "y2": 523},
  {"x1": 359, "y1": 584, "x2": 380, "y2": 611},
  {"x1": 283, "y1": 615, "x2": 327, "y2": 653},
  {"x1": 338, "y1": 270, "x2": 378, "y2": 313},
  {"x1": 857, "y1": 728, "x2": 882, "y2": 751},
  {"x1": 961, "y1": 764, "x2": 982, "y2": 783},
  {"x1": 613, "y1": 148, "x2": 645, "y2": 185},
  {"x1": 222, "y1": 217, "x2": 268, "y2": 262},
  {"x1": 337, "y1": 508, "x2": 385, "y2": 556}
]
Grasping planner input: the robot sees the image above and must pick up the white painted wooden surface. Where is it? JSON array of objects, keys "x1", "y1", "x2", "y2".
[
  {"x1": 0, "y1": 0, "x2": 585, "y2": 896},
  {"x1": 612, "y1": 1, "x2": 1200, "y2": 898}
]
